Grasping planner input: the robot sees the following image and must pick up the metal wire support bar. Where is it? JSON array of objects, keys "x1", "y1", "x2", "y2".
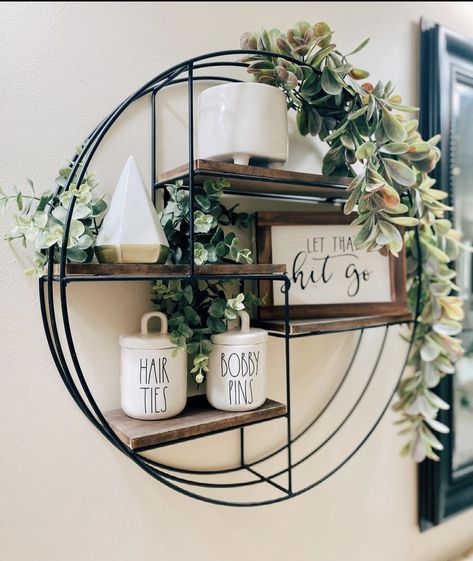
[
  {"x1": 187, "y1": 63, "x2": 195, "y2": 277},
  {"x1": 283, "y1": 275, "x2": 293, "y2": 494},
  {"x1": 151, "y1": 89, "x2": 157, "y2": 204}
]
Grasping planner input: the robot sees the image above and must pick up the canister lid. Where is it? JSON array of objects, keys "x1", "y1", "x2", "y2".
[
  {"x1": 211, "y1": 310, "x2": 268, "y2": 346},
  {"x1": 119, "y1": 311, "x2": 177, "y2": 350}
]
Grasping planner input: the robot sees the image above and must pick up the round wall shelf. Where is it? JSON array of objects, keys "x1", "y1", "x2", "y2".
[{"x1": 40, "y1": 50, "x2": 421, "y2": 506}]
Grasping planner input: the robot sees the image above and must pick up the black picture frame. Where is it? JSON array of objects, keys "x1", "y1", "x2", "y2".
[{"x1": 419, "y1": 18, "x2": 473, "y2": 530}]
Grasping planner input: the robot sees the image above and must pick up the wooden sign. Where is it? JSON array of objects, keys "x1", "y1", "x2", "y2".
[{"x1": 256, "y1": 211, "x2": 408, "y2": 320}]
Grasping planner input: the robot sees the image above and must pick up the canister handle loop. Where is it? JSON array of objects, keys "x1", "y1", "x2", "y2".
[
  {"x1": 141, "y1": 311, "x2": 168, "y2": 335},
  {"x1": 238, "y1": 310, "x2": 250, "y2": 333}
]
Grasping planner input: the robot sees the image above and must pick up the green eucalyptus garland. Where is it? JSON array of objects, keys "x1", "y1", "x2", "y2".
[
  {"x1": 1, "y1": 161, "x2": 107, "y2": 276},
  {"x1": 240, "y1": 21, "x2": 464, "y2": 461},
  {"x1": 152, "y1": 179, "x2": 262, "y2": 383}
]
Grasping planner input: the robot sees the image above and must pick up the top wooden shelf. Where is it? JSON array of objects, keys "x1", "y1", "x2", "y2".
[{"x1": 155, "y1": 160, "x2": 351, "y2": 200}]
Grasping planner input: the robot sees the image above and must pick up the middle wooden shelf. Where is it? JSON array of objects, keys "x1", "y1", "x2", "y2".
[
  {"x1": 255, "y1": 313, "x2": 413, "y2": 336},
  {"x1": 50, "y1": 262, "x2": 286, "y2": 280}
]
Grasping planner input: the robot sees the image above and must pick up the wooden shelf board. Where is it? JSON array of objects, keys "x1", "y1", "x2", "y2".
[
  {"x1": 104, "y1": 395, "x2": 287, "y2": 450},
  {"x1": 50, "y1": 263, "x2": 286, "y2": 277},
  {"x1": 255, "y1": 313, "x2": 413, "y2": 335},
  {"x1": 156, "y1": 160, "x2": 351, "y2": 200}
]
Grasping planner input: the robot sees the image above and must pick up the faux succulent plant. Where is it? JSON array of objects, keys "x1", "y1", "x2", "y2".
[
  {"x1": 240, "y1": 21, "x2": 464, "y2": 461},
  {"x1": 1, "y1": 162, "x2": 107, "y2": 276}
]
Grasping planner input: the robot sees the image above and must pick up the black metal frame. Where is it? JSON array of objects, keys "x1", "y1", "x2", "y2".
[
  {"x1": 419, "y1": 20, "x2": 473, "y2": 529},
  {"x1": 39, "y1": 50, "x2": 421, "y2": 506}
]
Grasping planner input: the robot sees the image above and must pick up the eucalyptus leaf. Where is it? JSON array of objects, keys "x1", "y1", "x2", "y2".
[
  {"x1": 324, "y1": 121, "x2": 348, "y2": 141},
  {"x1": 383, "y1": 158, "x2": 416, "y2": 187},
  {"x1": 321, "y1": 66, "x2": 342, "y2": 95},
  {"x1": 16, "y1": 192, "x2": 23, "y2": 211},
  {"x1": 407, "y1": 141, "x2": 431, "y2": 155},
  {"x1": 307, "y1": 44, "x2": 336, "y2": 68},
  {"x1": 353, "y1": 217, "x2": 373, "y2": 245},
  {"x1": 209, "y1": 299, "x2": 226, "y2": 318},
  {"x1": 37, "y1": 192, "x2": 53, "y2": 212},
  {"x1": 382, "y1": 109, "x2": 407, "y2": 142},
  {"x1": 384, "y1": 215, "x2": 419, "y2": 227},
  {"x1": 308, "y1": 107, "x2": 322, "y2": 136},
  {"x1": 346, "y1": 37, "x2": 370, "y2": 56},
  {"x1": 423, "y1": 242, "x2": 450, "y2": 263},
  {"x1": 297, "y1": 106, "x2": 309, "y2": 136},
  {"x1": 349, "y1": 67, "x2": 370, "y2": 80},
  {"x1": 379, "y1": 219, "x2": 403, "y2": 252},
  {"x1": 207, "y1": 316, "x2": 226, "y2": 333},
  {"x1": 425, "y1": 418, "x2": 450, "y2": 434},
  {"x1": 379, "y1": 143, "x2": 409, "y2": 155},
  {"x1": 385, "y1": 101, "x2": 419, "y2": 113},
  {"x1": 91, "y1": 198, "x2": 107, "y2": 217},
  {"x1": 432, "y1": 320, "x2": 462, "y2": 336},
  {"x1": 184, "y1": 284, "x2": 193, "y2": 304},
  {"x1": 348, "y1": 106, "x2": 368, "y2": 121},
  {"x1": 66, "y1": 246, "x2": 88, "y2": 263},
  {"x1": 420, "y1": 337, "x2": 442, "y2": 362},
  {"x1": 341, "y1": 135, "x2": 356, "y2": 150},
  {"x1": 196, "y1": 193, "x2": 211, "y2": 211},
  {"x1": 355, "y1": 142, "x2": 376, "y2": 160},
  {"x1": 184, "y1": 306, "x2": 201, "y2": 326}
]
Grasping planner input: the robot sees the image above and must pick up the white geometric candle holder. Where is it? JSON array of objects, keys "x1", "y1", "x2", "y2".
[{"x1": 95, "y1": 155, "x2": 169, "y2": 264}]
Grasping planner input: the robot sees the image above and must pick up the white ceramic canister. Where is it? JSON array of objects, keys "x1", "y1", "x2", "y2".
[
  {"x1": 207, "y1": 310, "x2": 268, "y2": 412},
  {"x1": 197, "y1": 82, "x2": 288, "y2": 168},
  {"x1": 119, "y1": 312, "x2": 187, "y2": 420}
]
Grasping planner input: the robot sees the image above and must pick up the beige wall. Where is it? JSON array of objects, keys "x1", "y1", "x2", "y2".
[{"x1": 2, "y1": 2, "x2": 473, "y2": 560}]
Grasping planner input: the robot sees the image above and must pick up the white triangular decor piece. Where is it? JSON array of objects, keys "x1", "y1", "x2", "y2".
[{"x1": 95, "y1": 155, "x2": 169, "y2": 263}]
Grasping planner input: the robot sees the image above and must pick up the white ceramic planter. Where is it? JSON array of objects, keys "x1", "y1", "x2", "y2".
[
  {"x1": 120, "y1": 312, "x2": 187, "y2": 420},
  {"x1": 207, "y1": 311, "x2": 268, "y2": 412},
  {"x1": 197, "y1": 82, "x2": 288, "y2": 167}
]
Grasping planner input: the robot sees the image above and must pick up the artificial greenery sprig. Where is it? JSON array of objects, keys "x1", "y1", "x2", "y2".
[
  {"x1": 241, "y1": 21, "x2": 464, "y2": 461},
  {"x1": 1, "y1": 163, "x2": 106, "y2": 275},
  {"x1": 161, "y1": 178, "x2": 252, "y2": 266},
  {"x1": 154, "y1": 178, "x2": 261, "y2": 383},
  {"x1": 394, "y1": 178, "x2": 463, "y2": 461},
  {"x1": 241, "y1": 22, "x2": 437, "y2": 254},
  {"x1": 152, "y1": 279, "x2": 259, "y2": 383}
]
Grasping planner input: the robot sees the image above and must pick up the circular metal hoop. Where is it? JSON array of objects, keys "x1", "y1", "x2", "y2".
[{"x1": 39, "y1": 50, "x2": 422, "y2": 506}]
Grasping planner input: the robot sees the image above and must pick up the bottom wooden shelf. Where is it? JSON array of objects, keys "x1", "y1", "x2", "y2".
[
  {"x1": 255, "y1": 313, "x2": 413, "y2": 336},
  {"x1": 104, "y1": 395, "x2": 287, "y2": 451}
]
